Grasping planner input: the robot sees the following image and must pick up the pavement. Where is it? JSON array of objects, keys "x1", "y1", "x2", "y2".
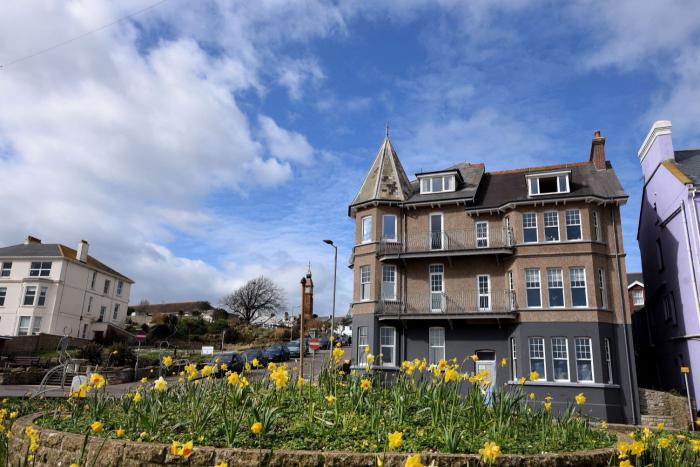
[{"x1": 0, "y1": 347, "x2": 349, "y2": 399}]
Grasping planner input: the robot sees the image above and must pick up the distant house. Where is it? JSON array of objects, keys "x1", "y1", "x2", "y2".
[
  {"x1": 627, "y1": 273, "x2": 656, "y2": 389},
  {"x1": 129, "y1": 301, "x2": 216, "y2": 326},
  {"x1": 0, "y1": 236, "x2": 133, "y2": 340},
  {"x1": 627, "y1": 273, "x2": 645, "y2": 312},
  {"x1": 637, "y1": 120, "x2": 700, "y2": 418}
]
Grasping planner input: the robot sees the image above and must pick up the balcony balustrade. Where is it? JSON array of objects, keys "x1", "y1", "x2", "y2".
[
  {"x1": 378, "y1": 227, "x2": 514, "y2": 258},
  {"x1": 377, "y1": 289, "x2": 517, "y2": 316}
]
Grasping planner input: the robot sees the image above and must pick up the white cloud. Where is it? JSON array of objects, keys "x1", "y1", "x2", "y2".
[{"x1": 258, "y1": 116, "x2": 314, "y2": 164}]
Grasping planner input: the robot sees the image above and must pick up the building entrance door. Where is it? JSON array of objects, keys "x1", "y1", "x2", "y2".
[{"x1": 475, "y1": 353, "x2": 496, "y2": 403}]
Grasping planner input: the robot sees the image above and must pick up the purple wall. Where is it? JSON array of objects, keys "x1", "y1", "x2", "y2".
[{"x1": 638, "y1": 122, "x2": 700, "y2": 418}]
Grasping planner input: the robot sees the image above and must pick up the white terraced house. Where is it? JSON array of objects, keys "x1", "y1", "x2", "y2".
[{"x1": 0, "y1": 236, "x2": 134, "y2": 340}]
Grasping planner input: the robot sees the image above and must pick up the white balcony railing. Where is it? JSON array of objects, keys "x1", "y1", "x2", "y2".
[
  {"x1": 377, "y1": 289, "x2": 516, "y2": 315},
  {"x1": 378, "y1": 227, "x2": 514, "y2": 256}
]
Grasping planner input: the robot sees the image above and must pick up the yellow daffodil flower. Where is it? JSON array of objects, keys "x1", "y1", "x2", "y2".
[
  {"x1": 656, "y1": 422, "x2": 664, "y2": 431},
  {"x1": 153, "y1": 376, "x2": 168, "y2": 392},
  {"x1": 162, "y1": 355, "x2": 173, "y2": 367},
  {"x1": 133, "y1": 392, "x2": 142, "y2": 403},
  {"x1": 227, "y1": 372, "x2": 239, "y2": 385},
  {"x1": 140, "y1": 377, "x2": 148, "y2": 384},
  {"x1": 575, "y1": 392, "x2": 586, "y2": 405},
  {"x1": 601, "y1": 420, "x2": 608, "y2": 429},
  {"x1": 479, "y1": 441, "x2": 501, "y2": 463},
  {"x1": 90, "y1": 421, "x2": 103, "y2": 433},
  {"x1": 325, "y1": 395, "x2": 337, "y2": 404},
  {"x1": 404, "y1": 453, "x2": 423, "y2": 467},
  {"x1": 470, "y1": 354, "x2": 479, "y2": 363},
  {"x1": 630, "y1": 440, "x2": 645, "y2": 456},
  {"x1": 518, "y1": 376, "x2": 526, "y2": 385},
  {"x1": 116, "y1": 427, "x2": 125, "y2": 438},
  {"x1": 544, "y1": 402, "x2": 551, "y2": 412},
  {"x1": 529, "y1": 371, "x2": 539, "y2": 381},
  {"x1": 89, "y1": 373, "x2": 106, "y2": 389},
  {"x1": 500, "y1": 357, "x2": 507, "y2": 367},
  {"x1": 387, "y1": 431, "x2": 403, "y2": 450},
  {"x1": 529, "y1": 392, "x2": 535, "y2": 401},
  {"x1": 360, "y1": 379, "x2": 371, "y2": 390},
  {"x1": 251, "y1": 422, "x2": 263, "y2": 435},
  {"x1": 619, "y1": 460, "x2": 631, "y2": 467}
]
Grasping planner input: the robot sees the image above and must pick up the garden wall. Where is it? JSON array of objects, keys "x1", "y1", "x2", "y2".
[
  {"x1": 10, "y1": 414, "x2": 616, "y2": 467},
  {"x1": 0, "y1": 333, "x2": 91, "y2": 357},
  {"x1": 639, "y1": 387, "x2": 695, "y2": 430}
]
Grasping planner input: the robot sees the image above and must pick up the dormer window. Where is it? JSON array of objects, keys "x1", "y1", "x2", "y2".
[
  {"x1": 420, "y1": 174, "x2": 455, "y2": 194},
  {"x1": 526, "y1": 171, "x2": 570, "y2": 196}
]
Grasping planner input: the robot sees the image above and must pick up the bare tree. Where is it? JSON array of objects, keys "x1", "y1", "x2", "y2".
[{"x1": 221, "y1": 276, "x2": 286, "y2": 323}]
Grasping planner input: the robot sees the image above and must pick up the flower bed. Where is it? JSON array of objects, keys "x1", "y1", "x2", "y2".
[{"x1": 10, "y1": 350, "x2": 689, "y2": 466}]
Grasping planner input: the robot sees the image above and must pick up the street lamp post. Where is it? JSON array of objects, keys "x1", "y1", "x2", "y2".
[{"x1": 323, "y1": 240, "x2": 338, "y2": 346}]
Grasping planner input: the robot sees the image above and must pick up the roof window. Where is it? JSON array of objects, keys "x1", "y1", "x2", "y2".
[
  {"x1": 527, "y1": 171, "x2": 570, "y2": 197},
  {"x1": 419, "y1": 174, "x2": 455, "y2": 194}
]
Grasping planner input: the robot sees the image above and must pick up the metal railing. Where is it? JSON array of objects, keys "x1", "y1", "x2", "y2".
[
  {"x1": 377, "y1": 289, "x2": 516, "y2": 315},
  {"x1": 378, "y1": 227, "x2": 514, "y2": 256}
]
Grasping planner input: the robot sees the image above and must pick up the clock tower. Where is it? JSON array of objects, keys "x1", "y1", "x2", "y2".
[{"x1": 300, "y1": 264, "x2": 314, "y2": 320}]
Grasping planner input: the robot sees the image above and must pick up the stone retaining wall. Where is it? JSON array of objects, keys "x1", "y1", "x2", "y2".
[
  {"x1": 639, "y1": 387, "x2": 694, "y2": 429},
  {"x1": 10, "y1": 414, "x2": 616, "y2": 467}
]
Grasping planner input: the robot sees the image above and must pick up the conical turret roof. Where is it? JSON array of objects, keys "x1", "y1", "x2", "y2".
[{"x1": 351, "y1": 135, "x2": 412, "y2": 207}]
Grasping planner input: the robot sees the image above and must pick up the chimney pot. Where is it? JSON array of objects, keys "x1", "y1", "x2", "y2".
[{"x1": 589, "y1": 130, "x2": 606, "y2": 170}]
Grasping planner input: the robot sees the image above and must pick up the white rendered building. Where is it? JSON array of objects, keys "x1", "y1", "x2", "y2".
[{"x1": 0, "y1": 236, "x2": 133, "y2": 340}]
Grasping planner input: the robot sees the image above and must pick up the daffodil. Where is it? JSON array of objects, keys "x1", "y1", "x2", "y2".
[
  {"x1": 470, "y1": 354, "x2": 479, "y2": 363},
  {"x1": 529, "y1": 371, "x2": 539, "y2": 381},
  {"x1": 170, "y1": 440, "x2": 180, "y2": 456},
  {"x1": 89, "y1": 372, "x2": 106, "y2": 389},
  {"x1": 180, "y1": 441, "x2": 194, "y2": 458},
  {"x1": 9, "y1": 411, "x2": 18, "y2": 419},
  {"x1": 601, "y1": 420, "x2": 608, "y2": 429},
  {"x1": 575, "y1": 392, "x2": 586, "y2": 405},
  {"x1": 479, "y1": 441, "x2": 500, "y2": 463},
  {"x1": 227, "y1": 372, "x2": 239, "y2": 385},
  {"x1": 325, "y1": 395, "x2": 336, "y2": 404},
  {"x1": 619, "y1": 460, "x2": 631, "y2": 467},
  {"x1": 404, "y1": 453, "x2": 423, "y2": 467},
  {"x1": 387, "y1": 431, "x2": 403, "y2": 450},
  {"x1": 518, "y1": 376, "x2": 526, "y2": 385},
  {"x1": 214, "y1": 463, "x2": 228, "y2": 467},
  {"x1": 657, "y1": 436, "x2": 671, "y2": 448},
  {"x1": 153, "y1": 376, "x2": 168, "y2": 392},
  {"x1": 24, "y1": 426, "x2": 39, "y2": 453},
  {"x1": 366, "y1": 354, "x2": 375, "y2": 365},
  {"x1": 616, "y1": 441, "x2": 629, "y2": 458},
  {"x1": 201, "y1": 365, "x2": 214, "y2": 378},
  {"x1": 544, "y1": 402, "x2": 551, "y2": 412},
  {"x1": 251, "y1": 422, "x2": 263, "y2": 435},
  {"x1": 690, "y1": 439, "x2": 700, "y2": 453},
  {"x1": 630, "y1": 440, "x2": 645, "y2": 456},
  {"x1": 529, "y1": 392, "x2": 535, "y2": 401},
  {"x1": 252, "y1": 358, "x2": 260, "y2": 368},
  {"x1": 500, "y1": 357, "x2": 507, "y2": 367},
  {"x1": 360, "y1": 378, "x2": 371, "y2": 390},
  {"x1": 115, "y1": 427, "x2": 125, "y2": 438},
  {"x1": 444, "y1": 368, "x2": 460, "y2": 383},
  {"x1": 332, "y1": 346, "x2": 344, "y2": 363},
  {"x1": 133, "y1": 391, "x2": 142, "y2": 403},
  {"x1": 90, "y1": 421, "x2": 103, "y2": 433},
  {"x1": 162, "y1": 355, "x2": 173, "y2": 367},
  {"x1": 140, "y1": 377, "x2": 148, "y2": 384}
]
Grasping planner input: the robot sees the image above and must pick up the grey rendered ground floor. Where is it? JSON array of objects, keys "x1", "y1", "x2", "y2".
[{"x1": 352, "y1": 314, "x2": 640, "y2": 424}]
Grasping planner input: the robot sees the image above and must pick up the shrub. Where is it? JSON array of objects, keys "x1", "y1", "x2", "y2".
[
  {"x1": 106, "y1": 343, "x2": 136, "y2": 367},
  {"x1": 76, "y1": 342, "x2": 103, "y2": 365}
]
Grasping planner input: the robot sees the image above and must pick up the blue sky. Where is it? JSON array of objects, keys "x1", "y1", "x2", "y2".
[{"x1": 2, "y1": 1, "x2": 700, "y2": 315}]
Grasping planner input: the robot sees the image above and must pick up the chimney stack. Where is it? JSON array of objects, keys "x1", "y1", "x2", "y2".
[
  {"x1": 77, "y1": 240, "x2": 89, "y2": 262},
  {"x1": 24, "y1": 236, "x2": 41, "y2": 245},
  {"x1": 590, "y1": 130, "x2": 606, "y2": 170}
]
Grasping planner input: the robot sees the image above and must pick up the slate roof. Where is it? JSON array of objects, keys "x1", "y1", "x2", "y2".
[
  {"x1": 471, "y1": 162, "x2": 627, "y2": 211},
  {"x1": 405, "y1": 163, "x2": 484, "y2": 204},
  {"x1": 351, "y1": 136, "x2": 412, "y2": 206},
  {"x1": 0, "y1": 242, "x2": 133, "y2": 283},
  {"x1": 627, "y1": 272, "x2": 644, "y2": 287},
  {"x1": 672, "y1": 149, "x2": 700, "y2": 186}
]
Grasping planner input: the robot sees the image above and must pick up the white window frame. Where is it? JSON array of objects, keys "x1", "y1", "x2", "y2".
[
  {"x1": 17, "y1": 316, "x2": 31, "y2": 336},
  {"x1": 428, "y1": 327, "x2": 445, "y2": 365},
  {"x1": 1, "y1": 262, "x2": 11, "y2": 277},
  {"x1": 116, "y1": 280, "x2": 124, "y2": 297},
  {"x1": 380, "y1": 326, "x2": 396, "y2": 367},
  {"x1": 510, "y1": 337, "x2": 518, "y2": 380},
  {"x1": 592, "y1": 211, "x2": 601, "y2": 242},
  {"x1": 29, "y1": 262, "x2": 52, "y2": 277},
  {"x1": 525, "y1": 268, "x2": 542, "y2": 308},
  {"x1": 382, "y1": 214, "x2": 397, "y2": 242},
  {"x1": 543, "y1": 211, "x2": 560, "y2": 242},
  {"x1": 477, "y1": 274, "x2": 491, "y2": 311},
  {"x1": 429, "y1": 264, "x2": 445, "y2": 312},
  {"x1": 475, "y1": 221, "x2": 489, "y2": 248},
  {"x1": 381, "y1": 265, "x2": 397, "y2": 301},
  {"x1": 507, "y1": 270, "x2": 516, "y2": 310},
  {"x1": 113, "y1": 303, "x2": 120, "y2": 321},
  {"x1": 569, "y1": 267, "x2": 588, "y2": 307},
  {"x1": 528, "y1": 337, "x2": 546, "y2": 380},
  {"x1": 575, "y1": 337, "x2": 595, "y2": 383},
  {"x1": 360, "y1": 266, "x2": 371, "y2": 301},
  {"x1": 551, "y1": 337, "x2": 570, "y2": 382},
  {"x1": 419, "y1": 174, "x2": 455, "y2": 194},
  {"x1": 631, "y1": 288, "x2": 643, "y2": 306},
  {"x1": 31, "y1": 317, "x2": 42, "y2": 336},
  {"x1": 546, "y1": 268, "x2": 565, "y2": 308},
  {"x1": 37, "y1": 286, "x2": 48, "y2": 307},
  {"x1": 357, "y1": 326, "x2": 369, "y2": 367},
  {"x1": 598, "y1": 269, "x2": 608, "y2": 309},
  {"x1": 0, "y1": 287, "x2": 6, "y2": 307},
  {"x1": 565, "y1": 209, "x2": 582, "y2": 240},
  {"x1": 604, "y1": 338, "x2": 613, "y2": 384},
  {"x1": 23, "y1": 286, "x2": 37, "y2": 306},
  {"x1": 526, "y1": 171, "x2": 571, "y2": 196},
  {"x1": 522, "y1": 212, "x2": 538, "y2": 243},
  {"x1": 361, "y1": 216, "x2": 372, "y2": 244},
  {"x1": 103, "y1": 279, "x2": 111, "y2": 295}
]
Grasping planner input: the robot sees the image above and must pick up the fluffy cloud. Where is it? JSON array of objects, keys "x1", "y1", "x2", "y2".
[{"x1": 258, "y1": 116, "x2": 314, "y2": 164}]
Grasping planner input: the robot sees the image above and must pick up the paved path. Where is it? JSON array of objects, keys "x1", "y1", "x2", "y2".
[{"x1": 0, "y1": 347, "x2": 350, "y2": 399}]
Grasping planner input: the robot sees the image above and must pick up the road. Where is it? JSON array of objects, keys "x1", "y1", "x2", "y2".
[{"x1": 0, "y1": 347, "x2": 351, "y2": 398}]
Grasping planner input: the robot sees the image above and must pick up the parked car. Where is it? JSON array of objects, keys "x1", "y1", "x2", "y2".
[
  {"x1": 264, "y1": 344, "x2": 290, "y2": 362},
  {"x1": 319, "y1": 335, "x2": 331, "y2": 350},
  {"x1": 241, "y1": 348, "x2": 268, "y2": 367},
  {"x1": 287, "y1": 339, "x2": 308, "y2": 358},
  {"x1": 208, "y1": 351, "x2": 244, "y2": 375}
]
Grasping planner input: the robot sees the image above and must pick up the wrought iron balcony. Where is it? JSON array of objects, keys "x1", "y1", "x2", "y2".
[
  {"x1": 378, "y1": 227, "x2": 514, "y2": 258},
  {"x1": 376, "y1": 289, "x2": 517, "y2": 318}
]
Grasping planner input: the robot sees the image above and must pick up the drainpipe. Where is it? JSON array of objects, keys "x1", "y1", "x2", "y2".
[
  {"x1": 680, "y1": 200, "x2": 700, "y2": 327},
  {"x1": 612, "y1": 207, "x2": 638, "y2": 424}
]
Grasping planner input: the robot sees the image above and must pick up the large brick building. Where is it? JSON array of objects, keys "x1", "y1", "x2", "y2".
[{"x1": 348, "y1": 131, "x2": 639, "y2": 423}]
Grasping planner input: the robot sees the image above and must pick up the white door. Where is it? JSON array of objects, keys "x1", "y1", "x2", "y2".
[
  {"x1": 429, "y1": 265, "x2": 444, "y2": 312},
  {"x1": 475, "y1": 359, "x2": 497, "y2": 403},
  {"x1": 477, "y1": 275, "x2": 491, "y2": 311}
]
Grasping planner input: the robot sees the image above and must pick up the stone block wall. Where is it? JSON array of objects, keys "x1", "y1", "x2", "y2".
[
  {"x1": 9, "y1": 414, "x2": 616, "y2": 467},
  {"x1": 639, "y1": 387, "x2": 695, "y2": 429}
]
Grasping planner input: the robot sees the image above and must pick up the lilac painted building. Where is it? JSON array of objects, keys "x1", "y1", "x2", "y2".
[{"x1": 637, "y1": 120, "x2": 700, "y2": 419}]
